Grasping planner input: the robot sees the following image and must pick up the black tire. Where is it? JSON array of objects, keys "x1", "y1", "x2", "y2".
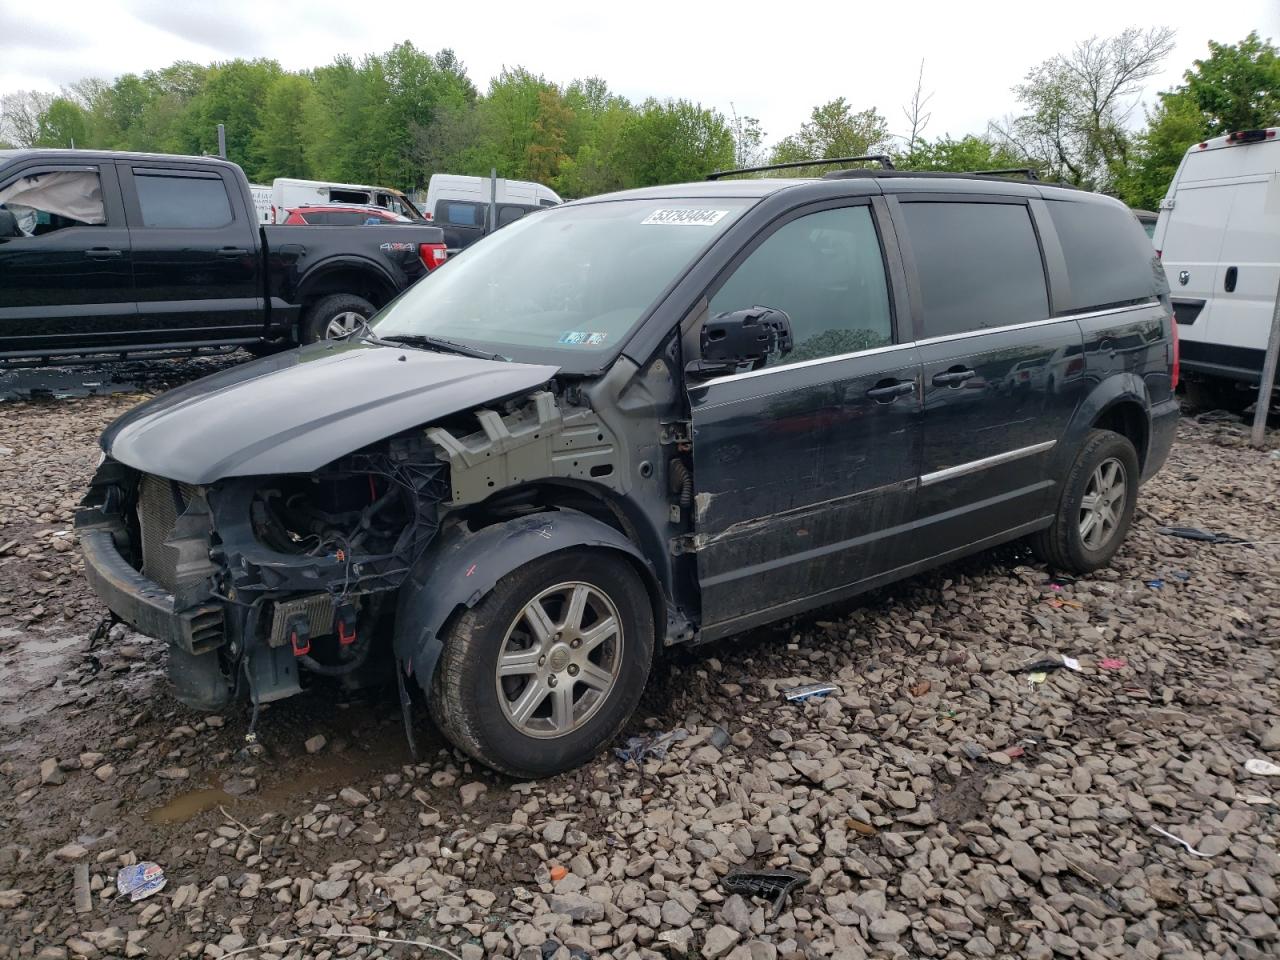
[
  {"x1": 300, "y1": 293, "x2": 375, "y2": 344},
  {"x1": 1032, "y1": 429, "x2": 1139, "y2": 574},
  {"x1": 429, "y1": 550, "x2": 654, "y2": 778}
]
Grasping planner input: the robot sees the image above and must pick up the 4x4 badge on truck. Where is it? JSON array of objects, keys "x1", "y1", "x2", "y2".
[{"x1": 1178, "y1": 270, "x2": 1190, "y2": 285}]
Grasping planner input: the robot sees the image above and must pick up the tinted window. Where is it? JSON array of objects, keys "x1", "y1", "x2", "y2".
[
  {"x1": 1047, "y1": 200, "x2": 1165, "y2": 311},
  {"x1": 711, "y1": 205, "x2": 893, "y2": 366},
  {"x1": 329, "y1": 189, "x2": 370, "y2": 204},
  {"x1": 135, "y1": 173, "x2": 233, "y2": 228},
  {"x1": 439, "y1": 202, "x2": 483, "y2": 227},
  {"x1": 902, "y1": 201, "x2": 1048, "y2": 337},
  {"x1": 498, "y1": 205, "x2": 526, "y2": 228}
]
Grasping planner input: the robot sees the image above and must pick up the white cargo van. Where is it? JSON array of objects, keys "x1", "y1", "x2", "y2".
[
  {"x1": 1153, "y1": 128, "x2": 1279, "y2": 409},
  {"x1": 270, "y1": 178, "x2": 425, "y2": 223},
  {"x1": 425, "y1": 174, "x2": 561, "y2": 252}
]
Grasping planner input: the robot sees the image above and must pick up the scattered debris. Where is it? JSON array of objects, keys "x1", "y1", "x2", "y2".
[
  {"x1": 845, "y1": 818, "x2": 877, "y2": 836},
  {"x1": 1157, "y1": 525, "x2": 1247, "y2": 545},
  {"x1": 1245, "y1": 758, "x2": 1280, "y2": 777},
  {"x1": 1100, "y1": 657, "x2": 1128, "y2": 670},
  {"x1": 1146, "y1": 578, "x2": 1164, "y2": 590},
  {"x1": 116, "y1": 862, "x2": 166, "y2": 902},
  {"x1": 909, "y1": 680, "x2": 931, "y2": 696},
  {"x1": 613, "y1": 728, "x2": 688, "y2": 765},
  {"x1": 960, "y1": 742, "x2": 986, "y2": 761},
  {"x1": 722, "y1": 868, "x2": 808, "y2": 919},
  {"x1": 548, "y1": 864, "x2": 568, "y2": 883},
  {"x1": 783, "y1": 682, "x2": 838, "y2": 702},
  {"x1": 1149, "y1": 825, "x2": 1212, "y2": 858},
  {"x1": 708, "y1": 725, "x2": 731, "y2": 751},
  {"x1": 1028, "y1": 672, "x2": 1048, "y2": 684}
]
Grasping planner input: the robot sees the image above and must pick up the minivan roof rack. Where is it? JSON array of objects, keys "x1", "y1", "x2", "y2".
[
  {"x1": 706, "y1": 155, "x2": 895, "y2": 180},
  {"x1": 968, "y1": 167, "x2": 1040, "y2": 181}
]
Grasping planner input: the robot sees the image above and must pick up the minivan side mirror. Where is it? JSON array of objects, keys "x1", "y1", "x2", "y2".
[{"x1": 687, "y1": 306, "x2": 793, "y2": 378}]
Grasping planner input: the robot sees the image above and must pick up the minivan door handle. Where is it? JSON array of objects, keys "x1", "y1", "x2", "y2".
[
  {"x1": 1224, "y1": 266, "x2": 1238, "y2": 292},
  {"x1": 932, "y1": 368, "x2": 976, "y2": 387},
  {"x1": 217, "y1": 247, "x2": 249, "y2": 258},
  {"x1": 84, "y1": 247, "x2": 122, "y2": 260},
  {"x1": 866, "y1": 379, "x2": 916, "y2": 402}
]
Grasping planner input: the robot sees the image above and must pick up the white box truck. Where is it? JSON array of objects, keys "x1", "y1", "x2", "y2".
[{"x1": 1153, "y1": 128, "x2": 1279, "y2": 410}]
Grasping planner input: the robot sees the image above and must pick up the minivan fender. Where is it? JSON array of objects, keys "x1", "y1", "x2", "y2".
[
  {"x1": 393, "y1": 509, "x2": 656, "y2": 695},
  {"x1": 1062, "y1": 373, "x2": 1152, "y2": 466}
]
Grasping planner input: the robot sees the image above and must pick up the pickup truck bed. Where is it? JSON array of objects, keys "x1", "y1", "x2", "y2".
[{"x1": 0, "y1": 150, "x2": 446, "y2": 360}]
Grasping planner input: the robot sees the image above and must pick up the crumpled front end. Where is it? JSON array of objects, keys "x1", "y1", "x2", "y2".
[{"x1": 76, "y1": 432, "x2": 450, "y2": 709}]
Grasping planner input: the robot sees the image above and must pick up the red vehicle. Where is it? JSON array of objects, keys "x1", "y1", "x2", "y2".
[{"x1": 282, "y1": 204, "x2": 417, "y2": 226}]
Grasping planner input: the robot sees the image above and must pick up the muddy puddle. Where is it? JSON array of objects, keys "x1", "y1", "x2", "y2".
[
  {"x1": 0, "y1": 624, "x2": 89, "y2": 735},
  {"x1": 146, "y1": 698, "x2": 417, "y2": 825}
]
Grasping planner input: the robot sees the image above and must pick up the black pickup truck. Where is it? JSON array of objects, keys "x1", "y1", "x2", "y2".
[{"x1": 0, "y1": 150, "x2": 447, "y2": 360}]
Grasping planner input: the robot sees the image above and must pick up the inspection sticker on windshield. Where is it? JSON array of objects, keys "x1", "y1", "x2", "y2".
[
  {"x1": 641, "y1": 208, "x2": 729, "y2": 227},
  {"x1": 559, "y1": 331, "x2": 608, "y2": 345}
]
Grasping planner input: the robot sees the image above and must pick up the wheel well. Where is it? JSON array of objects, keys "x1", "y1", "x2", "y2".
[
  {"x1": 1092, "y1": 401, "x2": 1148, "y2": 470},
  {"x1": 299, "y1": 267, "x2": 395, "y2": 312},
  {"x1": 459, "y1": 482, "x2": 669, "y2": 649}
]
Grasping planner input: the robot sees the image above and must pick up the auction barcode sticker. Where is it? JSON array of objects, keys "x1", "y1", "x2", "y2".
[{"x1": 641, "y1": 208, "x2": 729, "y2": 226}]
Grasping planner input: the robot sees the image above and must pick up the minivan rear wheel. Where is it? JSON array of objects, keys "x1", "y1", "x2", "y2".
[
  {"x1": 429, "y1": 550, "x2": 654, "y2": 778},
  {"x1": 1032, "y1": 429, "x2": 1139, "y2": 574}
]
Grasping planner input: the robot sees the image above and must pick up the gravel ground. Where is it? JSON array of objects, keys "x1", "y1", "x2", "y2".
[{"x1": 1, "y1": 381, "x2": 1278, "y2": 960}]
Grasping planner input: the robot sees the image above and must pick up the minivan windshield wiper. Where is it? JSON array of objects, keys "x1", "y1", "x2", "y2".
[{"x1": 376, "y1": 332, "x2": 509, "y2": 362}]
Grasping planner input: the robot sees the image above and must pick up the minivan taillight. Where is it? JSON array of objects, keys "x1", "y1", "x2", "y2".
[
  {"x1": 419, "y1": 242, "x2": 447, "y2": 271},
  {"x1": 1170, "y1": 314, "x2": 1180, "y2": 390}
]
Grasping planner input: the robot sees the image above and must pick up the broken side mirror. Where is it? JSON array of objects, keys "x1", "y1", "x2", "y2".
[{"x1": 686, "y1": 306, "x2": 793, "y2": 378}]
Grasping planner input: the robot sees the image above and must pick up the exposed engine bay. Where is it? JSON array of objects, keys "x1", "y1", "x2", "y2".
[{"x1": 76, "y1": 387, "x2": 633, "y2": 714}]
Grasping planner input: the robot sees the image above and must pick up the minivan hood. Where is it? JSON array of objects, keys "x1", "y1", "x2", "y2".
[{"x1": 102, "y1": 341, "x2": 559, "y2": 484}]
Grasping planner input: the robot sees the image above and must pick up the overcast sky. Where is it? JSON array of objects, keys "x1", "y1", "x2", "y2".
[{"x1": 2, "y1": 0, "x2": 1277, "y2": 147}]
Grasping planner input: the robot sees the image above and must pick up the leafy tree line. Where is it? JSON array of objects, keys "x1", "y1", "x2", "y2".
[{"x1": 1, "y1": 31, "x2": 1276, "y2": 207}]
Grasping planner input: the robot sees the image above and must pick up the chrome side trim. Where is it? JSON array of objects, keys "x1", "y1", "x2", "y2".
[
  {"x1": 914, "y1": 300, "x2": 1159, "y2": 349},
  {"x1": 920, "y1": 439, "x2": 1057, "y2": 487},
  {"x1": 692, "y1": 299, "x2": 1160, "y2": 389},
  {"x1": 692, "y1": 340, "x2": 912, "y2": 387}
]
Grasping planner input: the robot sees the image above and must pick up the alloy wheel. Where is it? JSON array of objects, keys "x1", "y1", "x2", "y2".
[
  {"x1": 494, "y1": 581, "x2": 623, "y2": 739},
  {"x1": 1078, "y1": 457, "x2": 1127, "y2": 551},
  {"x1": 325, "y1": 311, "x2": 365, "y2": 339}
]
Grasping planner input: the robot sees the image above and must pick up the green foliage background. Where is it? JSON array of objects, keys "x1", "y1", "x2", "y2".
[{"x1": 3, "y1": 31, "x2": 1277, "y2": 207}]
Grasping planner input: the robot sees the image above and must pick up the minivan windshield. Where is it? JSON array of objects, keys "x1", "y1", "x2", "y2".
[{"x1": 372, "y1": 198, "x2": 752, "y2": 361}]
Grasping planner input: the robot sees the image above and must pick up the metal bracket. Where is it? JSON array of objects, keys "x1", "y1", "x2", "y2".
[{"x1": 660, "y1": 420, "x2": 691, "y2": 445}]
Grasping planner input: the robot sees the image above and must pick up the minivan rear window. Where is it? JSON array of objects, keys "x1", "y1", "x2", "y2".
[
  {"x1": 1045, "y1": 200, "x2": 1165, "y2": 312},
  {"x1": 901, "y1": 201, "x2": 1049, "y2": 337}
]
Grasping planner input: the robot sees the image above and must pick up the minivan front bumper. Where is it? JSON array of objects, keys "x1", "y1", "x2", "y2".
[{"x1": 78, "y1": 526, "x2": 224, "y2": 654}]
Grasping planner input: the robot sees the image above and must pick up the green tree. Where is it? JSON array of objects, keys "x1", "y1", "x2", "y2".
[
  {"x1": 34, "y1": 98, "x2": 89, "y2": 148},
  {"x1": 614, "y1": 98, "x2": 734, "y2": 187},
  {"x1": 250, "y1": 73, "x2": 313, "y2": 180},
  {"x1": 1118, "y1": 32, "x2": 1280, "y2": 209},
  {"x1": 896, "y1": 134, "x2": 1029, "y2": 173},
  {"x1": 769, "y1": 98, "x2": 891, "y2": 175},
  {"x1": 990, "y1": 27, "x2": 1175, "y2": 191}
]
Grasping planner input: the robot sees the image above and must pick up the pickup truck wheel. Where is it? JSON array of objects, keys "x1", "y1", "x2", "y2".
[
  {"x1": 1032, "y1": 429, "x2": 1139, "y2": 574},
  {"x1": 301, "y1": 294, "x2": 375, "y2": 344},
  {"x1": 429, "y1": 551, "x2": 654, "y2": 778}
]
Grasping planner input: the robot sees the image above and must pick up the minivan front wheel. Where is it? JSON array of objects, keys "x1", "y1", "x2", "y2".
[
  {"x1": 429, "y1": 550, "x2": 654, "y2": 777},
  {"x1": 1033, "y1": 429, "x2": 1139, "y2": 573}
]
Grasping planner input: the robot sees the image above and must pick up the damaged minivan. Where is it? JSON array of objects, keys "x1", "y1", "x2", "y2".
[{"x1": 78, "y1": 166, "x2": 1178, "y2": 776}]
